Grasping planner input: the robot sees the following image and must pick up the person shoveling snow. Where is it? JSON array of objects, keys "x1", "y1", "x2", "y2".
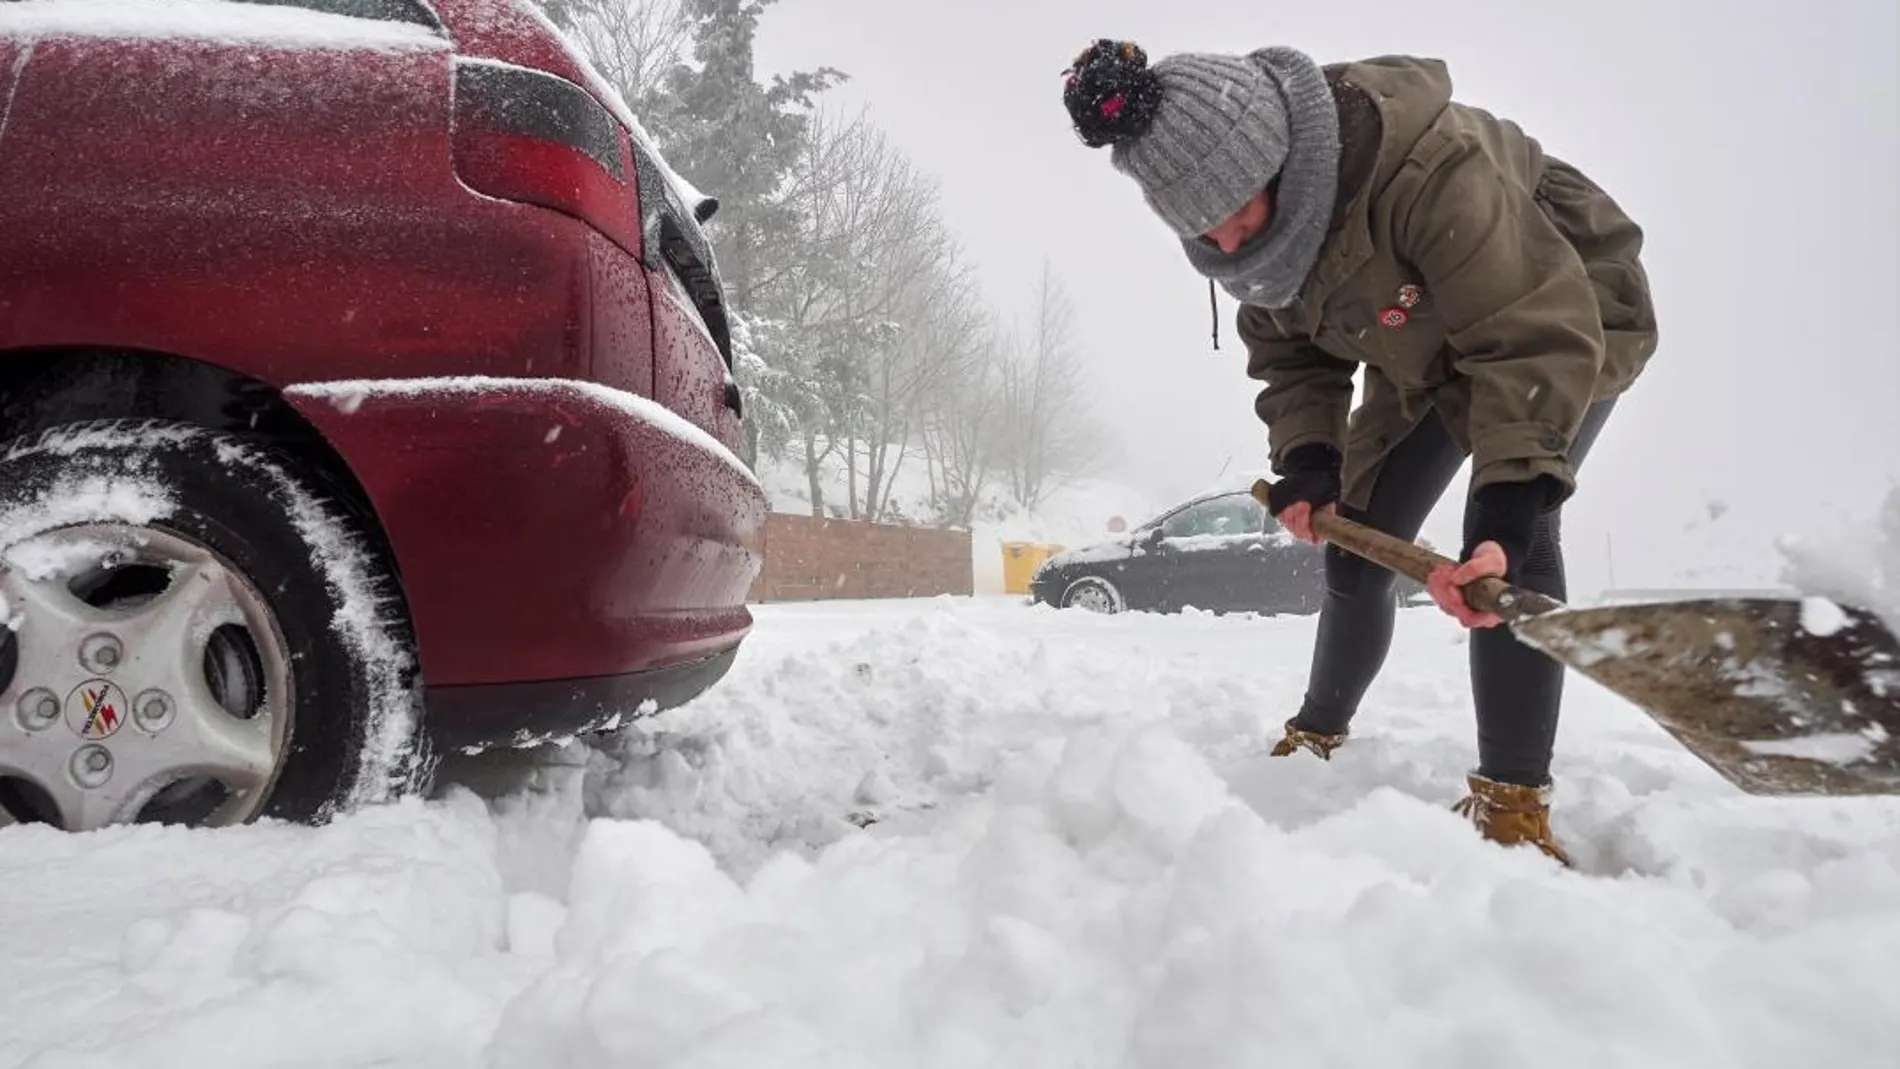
[
  {"x1": 1061, "y1": 39, "x2": 1661, "y2": 865},
  {"x1": 1061, "y1": 38, "x2": 1900, "y2": 862}
]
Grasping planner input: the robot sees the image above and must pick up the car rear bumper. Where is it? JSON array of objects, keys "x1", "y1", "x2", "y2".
[
  {"x1": 284, "y1": 376, "x2": 765, "y2": 700},
  {"x1": 425, "y1": 644, "x2": 740, "y2": 752}
]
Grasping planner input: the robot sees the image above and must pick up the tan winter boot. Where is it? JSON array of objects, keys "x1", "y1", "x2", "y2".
[
  {"x1": 1269, "y1": 717, "x2": 1348, "y2": 760},
  {"x1": 1450, "y1": 772, "x2": 1573, "y2": 867}
]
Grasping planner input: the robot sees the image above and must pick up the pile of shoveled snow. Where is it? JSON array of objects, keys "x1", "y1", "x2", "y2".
[
  {"x1": 1781, "y1": 484, "x2": 1900, "y2": 636},
  {"x1": 2, "y1": 599, "x2": 1897, "y2": 1069}
]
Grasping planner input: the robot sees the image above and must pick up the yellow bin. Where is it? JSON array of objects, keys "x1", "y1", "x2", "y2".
[{"x1": 1001, "y1": 541, "x2": 1064, "y2": 595}]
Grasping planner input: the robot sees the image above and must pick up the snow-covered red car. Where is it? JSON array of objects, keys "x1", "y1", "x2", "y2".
[{"x1": 0, "y1": 0, "x2": 764, "y2": 831}]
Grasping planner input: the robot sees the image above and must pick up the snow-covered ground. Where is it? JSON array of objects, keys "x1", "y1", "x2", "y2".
[{"x1": 3, "y1": 597, "x2": 1896, "y2": 1069}]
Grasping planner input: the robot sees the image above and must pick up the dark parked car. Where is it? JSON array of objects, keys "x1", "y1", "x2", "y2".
[
  {"x1": 1029, "y1": 487, "x2": 1427, "y2": 616},
  {"x1": 0, "y1": 0, "x2": 763, "y2": 831}
]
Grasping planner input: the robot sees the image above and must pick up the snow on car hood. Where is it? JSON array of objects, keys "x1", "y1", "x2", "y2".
[
  {"x1": 0, "y1": 0, "x2": 449, "y2": 51},
  {"x1": 1045, "y1": 529, "x2": 1297, "y2": 570},
  {"x1": 1160, "y1": 531, "x2": 1298, "y2": 553},
  {"x1": 1046, "y1": 536, "x2": 1138, "y2": 568}
]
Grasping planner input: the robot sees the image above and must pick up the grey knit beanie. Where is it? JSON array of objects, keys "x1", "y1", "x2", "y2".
[
  {"x1": 1064, "y1": 40, "x2": 1343, "y2": 308},
  {"x1": 1062, "y1": 41, "x2": 1291, "y2": 237},
  {"x1": 1115, "y1": 54, "x2": 1290, "y2": 237}
]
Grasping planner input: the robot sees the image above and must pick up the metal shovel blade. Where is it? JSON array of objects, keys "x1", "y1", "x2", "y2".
[{"x1": 1512, "y1": 598, "x2": 1900, "y2": 796}]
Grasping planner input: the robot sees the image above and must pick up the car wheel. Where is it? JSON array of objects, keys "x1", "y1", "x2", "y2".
[
  {"x1": 1060, "y1": 575, "x2": 1125, "y2": 614},
  {"x1": 0, "y1": 420, "x2": 428, "y2": 830}
]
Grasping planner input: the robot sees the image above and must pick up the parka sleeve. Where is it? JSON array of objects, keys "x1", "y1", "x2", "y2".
[
  {"x1": 1237, "y1": 303, "x2": 1356, "y2": 472},
  {"x1": 1397, "y1": 145, "x2": 1604, "y2": 505}
]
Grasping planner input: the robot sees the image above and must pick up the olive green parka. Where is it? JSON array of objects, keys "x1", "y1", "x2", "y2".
[{"x1": 1238, "y1": 56, "x2": 1658, "y2": 510}]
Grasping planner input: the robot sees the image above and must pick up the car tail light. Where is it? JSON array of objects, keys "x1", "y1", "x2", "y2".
[{"x1": 450, "y1": 59, "x2": 636, "y2": 252}]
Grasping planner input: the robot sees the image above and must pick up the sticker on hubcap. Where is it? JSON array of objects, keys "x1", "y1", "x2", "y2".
[{"x1": 66, "y1": 680, "x2": 130, "y2": 740}]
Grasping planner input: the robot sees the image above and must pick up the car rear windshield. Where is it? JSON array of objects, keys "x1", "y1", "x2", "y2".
[{"x1": 227, "y1": 0, "x2": 442, "y2": 29}]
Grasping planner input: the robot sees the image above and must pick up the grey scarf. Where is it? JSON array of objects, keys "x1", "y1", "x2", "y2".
[{"x1": 1181, "y1": 48, "x2": 1341, "y2": 309}]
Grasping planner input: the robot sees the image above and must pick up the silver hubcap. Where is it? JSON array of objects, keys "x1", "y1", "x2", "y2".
[
  {"x1": 1067, "y1": 582, "x2": 1116, "y2": 614},
  {"x1": 0, "y1": 525, "x2": 292, "y2": 829}
]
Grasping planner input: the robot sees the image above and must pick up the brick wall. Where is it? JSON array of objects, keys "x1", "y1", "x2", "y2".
[{"x1": 751, "y1": 513, "x2": 973, "y2": 602}]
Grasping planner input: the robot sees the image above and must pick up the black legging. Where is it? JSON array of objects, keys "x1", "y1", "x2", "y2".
[{"x1": 1293, "y1": 398, "x2": 1616, "y2": 786}]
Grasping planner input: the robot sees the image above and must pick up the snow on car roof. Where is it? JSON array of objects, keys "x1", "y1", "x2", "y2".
[{"x1": 0, "y1": 0, "x2": 448, "y2": 52}]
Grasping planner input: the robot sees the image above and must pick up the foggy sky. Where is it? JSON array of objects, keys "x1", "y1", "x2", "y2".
[{"x1": 755, "y1": 0, "x2": 1899, "y2": 592}]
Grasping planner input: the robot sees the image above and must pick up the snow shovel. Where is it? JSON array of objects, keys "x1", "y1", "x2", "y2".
[{"x1": 1250, "y1": 479, "x2": 1900, "y2": 797}]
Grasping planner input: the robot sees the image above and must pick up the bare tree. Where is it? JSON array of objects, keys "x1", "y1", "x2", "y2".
[
  {"x1": 752, "y1": 108, "x2": 965, "y2": 521},
  {"x1": 553, "y1": 0, "x2": 694, "y2": 110},
  {"x1": 997, "y1": 264, "x2": 1103, "y2": 512},
  {"x1": 527, "y1": 0, "x2": 692, "y2": 117},
  {"x1": 854, "y1": 200, "x2": 987, "y2": 522},
  {"x1": 923, "y1": 314, "x2": 1008, "y2": 526}
]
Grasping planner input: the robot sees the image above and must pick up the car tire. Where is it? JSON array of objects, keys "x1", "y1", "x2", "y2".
[
  {"x1": 1059, "y1": 575, "x2": 1125, "y2": 615},
  {"x1": 0, "y1": 420, "x2": 429, "y2": 830}
]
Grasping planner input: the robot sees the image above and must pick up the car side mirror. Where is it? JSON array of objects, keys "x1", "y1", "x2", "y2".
[
  {"x1": 694, "y1": 196, "x2": 720, "y2": 224},
  {"x1": 1141, "y1": 528, "x2": 1164, "y2": 548}
]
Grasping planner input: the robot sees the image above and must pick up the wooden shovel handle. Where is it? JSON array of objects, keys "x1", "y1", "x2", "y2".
[{"x1": 1250, "y1": 479, "x2": 1562, "y2": 622}]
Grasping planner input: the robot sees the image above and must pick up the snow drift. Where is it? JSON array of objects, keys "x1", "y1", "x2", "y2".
[{"x1": 3, "y1": 599, "x2": 1896, "y2": 1068}]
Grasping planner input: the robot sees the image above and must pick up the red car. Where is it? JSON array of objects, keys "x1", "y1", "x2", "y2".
[{"x1": 0, "y1": 0, "x2": 765, "y2": 831}]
